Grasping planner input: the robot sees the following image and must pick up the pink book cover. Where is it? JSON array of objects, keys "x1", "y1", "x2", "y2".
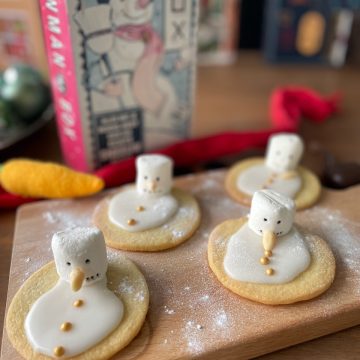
[
  {"x1": 40, "y1": 0, "x2": 199, "y2": 171},
  {"x1": 40, "y1": 0, "x2": 88, "y2": 171}
]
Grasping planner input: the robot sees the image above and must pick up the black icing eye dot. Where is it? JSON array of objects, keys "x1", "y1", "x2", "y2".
[
  {"x1": 277, "y1": 220, "x2": 281, "y2": 224},
  {"x1": 156, "y1": 177, "x2": 160, "y2": 181},
  {"x1": 85, "y1": 259, "x2": 90, "y2": 264},
  {"x1": 264, "y1": 218, "x2": 268, "y2": 222},
  {"x1": 144, "y1": 176, "x2": 148, "y2": 180},
  {"x1": 259, "y1": 230, "x2": 263, "y2": 233},
  {"x1": 66, "y1": 262, "x2": 71, "y2": 266}
]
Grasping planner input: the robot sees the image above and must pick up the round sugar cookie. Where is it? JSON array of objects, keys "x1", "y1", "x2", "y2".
[
  {"x1": 6, "y1": 254, "x2": 149, "y2": 360},
  {"x1": 93, "y1": 187, "x2": 201, "y2": 251},
  {"x1": 208, "y1": 218, "x2": 335, "y2": 305},
  {"x1": 225, "y1": 158, "x2": 321, "y2": 210}
]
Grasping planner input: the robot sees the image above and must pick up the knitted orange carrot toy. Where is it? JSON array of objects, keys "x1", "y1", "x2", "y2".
[{"x1": 0, "y1": 159, "x2": 104, "y2": 199}]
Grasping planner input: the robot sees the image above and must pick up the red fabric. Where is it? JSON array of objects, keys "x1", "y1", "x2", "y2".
[
  {"x1": 0, "y1": 185, "x2": 35, "y2": 209},
  {"x1": 0, "y1": 87, "x2": 340, "y2": 209},
  {"x1": 95, "y1": 131, "x2": 276, "y2": 188},
  {"x1": 270, "y1": 87, "x2": 340, "y2": 129},
  {"x1": 96, "y1": 87, "x2": 340, "y2": 188}
]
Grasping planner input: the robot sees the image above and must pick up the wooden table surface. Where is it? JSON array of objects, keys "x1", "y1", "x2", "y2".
[{"x1": 1, "y1": 52, "x2": 359, "y2": 359}]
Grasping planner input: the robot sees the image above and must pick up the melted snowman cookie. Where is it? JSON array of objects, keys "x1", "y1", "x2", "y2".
[
  {"x1": 94, "y1": 154, "x2": 201, "y2": 251},
  {"x1": 208, "y1": 190, "x2": 335, "y2": 305},
  {"x1": 6, "y1": 228, "x2": 149, "y2": 359},
  {"x1": 108, "y1": 155, "x2": 179, "y2": 232},
  {"x1": 225, "y1": 133, "x2": 321, "y2": 209},
  {"x1": 224, "y1": 191, "x2": 311, "y2": 284}
]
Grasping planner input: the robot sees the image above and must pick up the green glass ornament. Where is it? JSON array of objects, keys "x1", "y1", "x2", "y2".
[
  {"x1": 0, "y1": 98, "x2": 19, "y2": 131},
  {"x1": 0, "y1": 64, "x2": 51, "y2": 123}
]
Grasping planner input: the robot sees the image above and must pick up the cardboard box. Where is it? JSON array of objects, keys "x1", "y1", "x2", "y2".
[{"x1": 40, "y1": 0, "x2": 199, "y2": 171}]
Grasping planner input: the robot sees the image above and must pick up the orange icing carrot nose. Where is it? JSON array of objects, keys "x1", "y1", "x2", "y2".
[
  {"x1": 148, "y1": 180, "x2": 157, "y2": 192},
  {"x1": 262, "y1": 230, "x2": 277, "y2": 253},
  {"x1": 70, "y1": 267, "x2": 85, "y2": 292}
]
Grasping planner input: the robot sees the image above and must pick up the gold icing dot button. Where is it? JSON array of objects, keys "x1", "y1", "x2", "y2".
[
  {"x1": 260, "y1": 257, "x2": 270, "y2": 265},
  {"x1": 136, "y1": 205, "x2": 145, "y2": 212},
  {"x1": 73, "y1": 299, "x2": 84, "y2": 307},
  {"x1": 60, "y1": 322, "x2": 72, "y2": 332},
  {"x1": 53, "y1": 346, "x2": 65, "y2": 357},
  {"x1": 127, "y1": 218, "x2": 137, "y2": 226},
  {"x1": 264, "y1": 250, "x2": 273, "y2": 257},
  {"x1": 266, "y1": 268, "x2": 275, "y2": 276}
]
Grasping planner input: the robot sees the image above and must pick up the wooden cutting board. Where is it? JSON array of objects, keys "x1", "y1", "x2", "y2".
[{"x1": 2, "y1": 170, "x2": 360, "y2": 360}]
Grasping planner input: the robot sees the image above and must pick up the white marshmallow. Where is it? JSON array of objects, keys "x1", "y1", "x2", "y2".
[
  {"x1": 265, "y1": 133, "x2": 304, "y2": 173},
  {"x1": 248, "y1": 190, "x2": 295, "y2": 236},
  {"x1": 136, "y1": 154, "x2": 173, "y2": 196},
  {"x1": 51, "y1": 227, "x2": 108, "y2": 286}
]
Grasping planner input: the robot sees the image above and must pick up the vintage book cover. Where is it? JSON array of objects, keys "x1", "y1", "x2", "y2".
[{"x1": 40, "y1": 0, "x2": 199, "y2": 171}]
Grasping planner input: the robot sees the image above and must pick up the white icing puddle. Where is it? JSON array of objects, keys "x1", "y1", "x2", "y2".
[
  {"x1": 236, "y1": 163, "x2": 302, "y2": 198},
  {"x1": 108, "y1": 189, "x2": 178, "y2": 232},
  {"x1": 224, "y1": 225, "x2": 311, "y2": 284}
]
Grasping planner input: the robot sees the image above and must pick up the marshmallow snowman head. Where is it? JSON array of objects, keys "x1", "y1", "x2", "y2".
[
  {"x1": 52, "y1": 227, "x2": 108, "y2": 289},
  {"x1": 265, "y1": 133, "x2": 304, "y2": 173},
  {"x1": 74, "y1": 5, "x2": 114, "y2": 54},
  {"x1": 136, "y1": 155, "x2": 173, "y2": 196},
  {"x1": 248, "y1": 190, "x2": 295, "y2": 237}
]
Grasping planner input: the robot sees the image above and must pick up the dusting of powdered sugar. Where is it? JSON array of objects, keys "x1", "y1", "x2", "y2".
[
  {"x1": 183, "y1": 321, "x2": 205, "y2": 354},
  {"x1": 20, "y1": 253, "x2": 47, "y2": 283},
  {"x1": 172, "y1": 229, "x2": 185, "y2": 239},
  {"x1": 106, "y1": 250, "x2": 147, "y2": 304},
  {"x1": 151, "y1": 173, "x2": 360, "y2": 357},
  {"x1": 298, "y1": 206, "x2": 360, "y2": 277},
  {"x1": 114, "y1": 276, "x2": 145, "y2": 303},
  {"x1": 164, "y1": 306, "x2": 175, "y2": 315},
  {"x1": 42, "y1": 210, "x2": 91, "y2": 229},
  {"x1": 213, "y1": 309, "x2": 229, "y2": 328},
  {"x1": 13, "y1": 171, "x2": 360, "y2": 359},
  {"x1": 115, "y1": 276, "x2": 135, "y2": 295}
]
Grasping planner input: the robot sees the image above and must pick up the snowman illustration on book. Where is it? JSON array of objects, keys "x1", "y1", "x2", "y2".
[
  {"x1": 93, "y1": 154, "x2": 201, "y2": 251},
  {"x1": 208, "y1": 189, "x2": 335, "y2": 305},
  {"x1": 20, "y1": 227, "x2": 149, "y2": 358},
  {"x1": 225, "y1": 133, "x2": 321, "y2": 209},
  {"x1": 74, "y1": 0, "x2": 195, "y2": 148}
]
